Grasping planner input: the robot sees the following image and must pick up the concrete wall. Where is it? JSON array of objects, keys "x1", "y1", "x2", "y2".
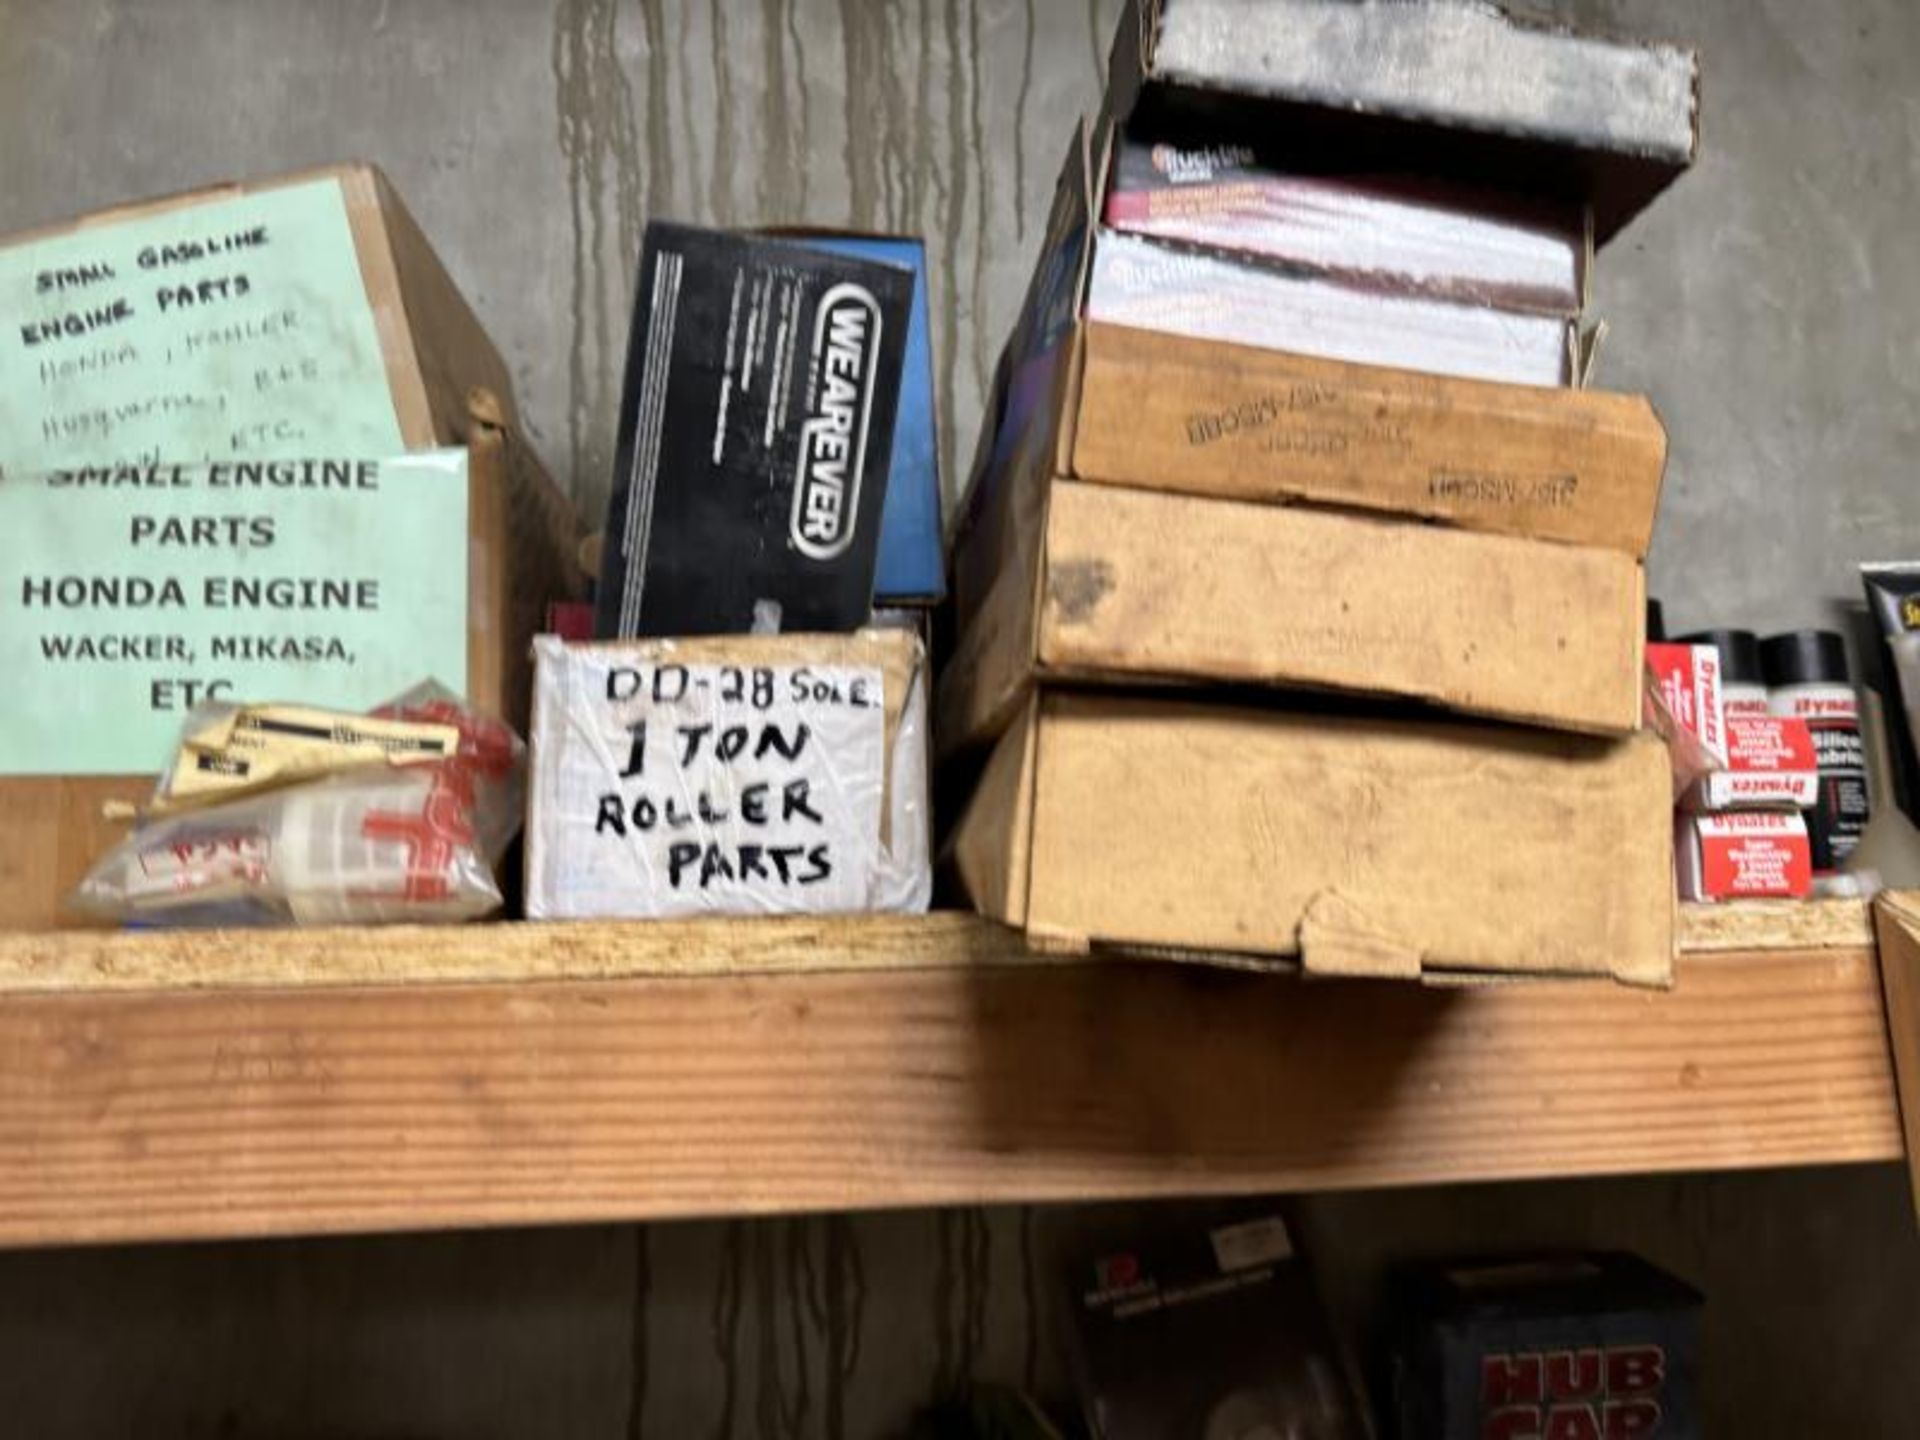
[
  {"x1": 2, "y1": 1, "x2": 1918, "y2": 1436},
  {"x1": 10, "y1": 0, "x2": 1916, "y2": 638}
]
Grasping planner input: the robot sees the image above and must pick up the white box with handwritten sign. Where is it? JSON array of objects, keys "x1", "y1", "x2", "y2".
[{"x1": 526, "y1": 630, "x2": 930, "y2": 920}]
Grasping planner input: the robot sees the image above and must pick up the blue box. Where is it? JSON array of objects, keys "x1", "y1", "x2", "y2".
[{"x1": 787, "y1": 234, "x2": 945, "y2": 606}]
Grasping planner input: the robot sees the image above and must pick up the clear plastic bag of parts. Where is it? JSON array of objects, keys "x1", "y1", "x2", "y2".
[{"x1": 70, "y1": 683, "x2": 525, "y2": 927}]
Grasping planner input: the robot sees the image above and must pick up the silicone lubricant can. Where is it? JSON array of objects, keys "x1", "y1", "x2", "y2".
[
  {"x1": 1677, "y1": 629, "x2": 1768, "y2": 718},
  {"x1": 1763, "y1": 630, "x2": 1870, "y2": 874}
]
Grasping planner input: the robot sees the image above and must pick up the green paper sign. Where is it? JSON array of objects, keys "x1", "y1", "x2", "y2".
[
  {"x1": 0, "y1": 177, "x2": 404, "y2": 479},
  {"x1": 0, "y1": 450, "x2": 469, "y2": 775}
]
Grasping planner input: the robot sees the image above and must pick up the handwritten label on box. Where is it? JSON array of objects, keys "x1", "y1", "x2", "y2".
[
  {"x1": 528, "y1": 644, "x2": 889, "y2": 919},
  {"x1": 0, "y1": 178, "x2": 403, "y2": 478}
]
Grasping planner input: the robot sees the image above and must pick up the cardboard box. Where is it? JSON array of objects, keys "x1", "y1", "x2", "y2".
[
  {"x1": 938, "y1": 475, "x2": 1646, "y2": 755},
  {"x1": 782, "y1": 234, "x2": 945, "y2": 606},
  {"x1": 953, "y1": 123, "x2": 1668, "y2": 603},
  {"x1": 1100, "y1": 0, "x2": 1699, "y2": 244},
  {"x1": 527, "y1": 629, "x2": 930, "y2": 920},
  {"x1": 1390, "y1": 1253, "x2": 1702, "y2": 1440},
  {"x1": 951, "y1": 691, "x2": 1674, "y2": 985},
  {"x1": 0, "y1": 165, "x2": 577, "y2": 930},
  {"x1": 595, "y1": 224, "x2": 914, "y2": 637},
  {"x1": 1675, "y1": 812, "x2": 1813, "y2": 902}
]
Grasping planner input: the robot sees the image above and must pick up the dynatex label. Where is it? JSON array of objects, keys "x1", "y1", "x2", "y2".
[{"x1": 597, "y1": 224, "x2": 911, "y2": 638}]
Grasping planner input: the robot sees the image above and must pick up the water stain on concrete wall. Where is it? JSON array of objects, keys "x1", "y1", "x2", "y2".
[{"x1": 550, "y1": 0, "x2": 1116, "y2": 519}]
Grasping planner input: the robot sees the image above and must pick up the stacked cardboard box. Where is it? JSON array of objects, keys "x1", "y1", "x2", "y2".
[{"x1": 941, "y1": 0, "x2": 1699, "y2": 985}]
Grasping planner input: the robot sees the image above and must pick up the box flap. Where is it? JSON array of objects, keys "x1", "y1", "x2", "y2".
[{"x1": 949, "y1": 693, "x2": 1041, "y2": 929}]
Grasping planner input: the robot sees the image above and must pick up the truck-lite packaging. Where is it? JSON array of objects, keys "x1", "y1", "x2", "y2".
[
  {"x1": 525, "y1": 629, "x2": 930, "y2": 920},
  {"x1": 1674, "y1": 812, "x2": 1813, "y2": 902},
  {"x1": 1389, "y1": 1253, "x2": 1701, "y2": 1440},
  {"x1": 0, "y1": 165, "x2": 577, "y2": 931},
  {"x1": 951, "y1": 692, "x2": 1673, "y2": 985},
  {"x1": 596, "y1": 224, "x2": 914, "y2": 638}
]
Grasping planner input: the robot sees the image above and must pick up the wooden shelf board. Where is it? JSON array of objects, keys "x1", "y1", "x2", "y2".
[
  {"x1": 0, "y1": 912, "x2": 1899, "y2": 1249},
  {"x1": 0, "y1": 900, "x2": 1874, "y2": 997}
]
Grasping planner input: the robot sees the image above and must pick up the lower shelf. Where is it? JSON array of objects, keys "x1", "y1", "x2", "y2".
[{"x1": 0, "y1": 910, "x2": 1898, "y2": 1248}]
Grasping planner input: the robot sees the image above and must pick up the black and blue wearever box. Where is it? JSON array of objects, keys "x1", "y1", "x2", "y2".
[
  {"x1": 596, "y1": 222, "x2": 914, "y2": 637},
  {"x1": 788, "y1": 234, "x2": 944, "y2": 606}
]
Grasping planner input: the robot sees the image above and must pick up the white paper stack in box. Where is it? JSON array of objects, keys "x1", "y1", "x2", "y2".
[
  {"x1": 526, "y1": 629, "x2": 931, "y2": 921},
  {"x1": 0, "y1": 164, "x2": 579, "y2": 930},
  {"x1": 941, "y1": 3, "x2": 1699, "y2": 985}
]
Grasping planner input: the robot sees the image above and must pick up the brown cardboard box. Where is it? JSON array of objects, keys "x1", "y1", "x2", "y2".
[
  {"x1": 0, "y1": 166, "x2": 578, "y2": 931},
  {"x1": 1070, "y1": 322, "x2": 1667, "y2": 556},
  {"x1": 939, "y1": 471, "x2": 1646, "y2": 755},
  {"x1": 951, "y1": 691, "x2": 1674, "y2": 985}
]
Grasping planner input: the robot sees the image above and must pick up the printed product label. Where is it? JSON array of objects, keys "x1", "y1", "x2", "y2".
[
  {"x1": 0, "y1": 178, "x2": 404, "y2": 478},
  {"x1": 1697, "y1": 815, "x2": 1812, "y2": 898},
  {"x1": 0, "y1": 450, "x2": 469, "y2": 774}
]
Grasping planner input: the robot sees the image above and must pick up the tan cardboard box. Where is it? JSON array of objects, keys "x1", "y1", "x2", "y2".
[
  {"x1": 1070, "y1": 321, "x2": 1668, "y2": 557},
  {"x1": 0, "y1": 166, "x2": 577, "y2": 931},
  {"x1": 940, "y1": 469, "x2": 1646, "y2": 755},
  {"x1": 951, "y1": 691, "x2": 1675, "y2": 986}
]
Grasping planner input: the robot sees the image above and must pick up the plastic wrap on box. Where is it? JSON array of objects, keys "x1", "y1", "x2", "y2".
[
  {"x1": 70, "y1": 684, "x2": 524, "y2": 927},
  {"x1": 1086, "y1": 229, "x2": 1573, "y2": 387},
  {"x1": 526, "y1": 630, "x2": 931, "y2": 920}
]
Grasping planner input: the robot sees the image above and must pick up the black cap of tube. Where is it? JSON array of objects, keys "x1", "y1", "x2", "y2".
[
  {"x1": 1676, "y1": 629, "x2": 1764, "y2": 686},
  {"x1": 1761, "y1": 630, "x2": 1851, "y2": 687},
  {"x1": 1646, "y1": 598, "x2": 1667, "y2": 643}
]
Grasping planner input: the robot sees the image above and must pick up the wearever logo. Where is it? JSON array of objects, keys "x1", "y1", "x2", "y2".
[{"x1": 791, "y1": 282, "x2": 882, "y2": 562}]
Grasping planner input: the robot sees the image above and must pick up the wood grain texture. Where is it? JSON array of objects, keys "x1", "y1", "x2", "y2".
[
  {"x1": 1873, "y1": 891, "x2": 1920, "y2": 1218},
  {"x1": 0, "y1": 913, "x2": 1042, "y2": 995},
  {"x1": 1682, "y1": 896, "x2": 1875, "y2": 952},
  {"x1": 0, "y1": 931, "x2": 1895, "y2": 1248},
  {"x1": 0, "y1": 905, "x2": 1859, "y2": 996}
]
